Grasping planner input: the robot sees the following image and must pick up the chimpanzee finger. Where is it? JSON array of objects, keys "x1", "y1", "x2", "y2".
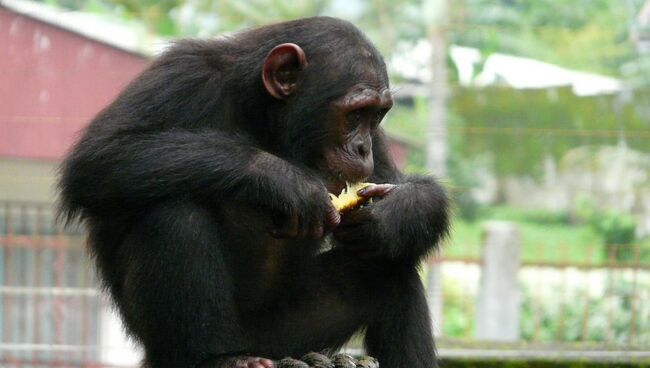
[
  {"x1": 271, "y1": 215, "x2": 299, "y2": 238},
  {"x1": 296, "y1": 213, "x2": 311, "y2": 240},
  {"x1": 357, "y1": 183, "x2": 396, "y2": 198},
  {"x1": 257, "y1": 358, "x2": 275, "y2": 368},
  {"x1": 325, "y1": 203, "x2": 341, "y2": 230},
  {"x1": 308, "y1": 217, "x2": 325, "y2": 239},
  {"x1": 338, "y1": 207, "x2": 373, "y2": 227}
]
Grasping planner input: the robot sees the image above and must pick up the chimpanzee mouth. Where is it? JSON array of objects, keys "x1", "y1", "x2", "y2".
[
  {"x1": 326, "y1": 171, "x2": 369, "y2": 196},
  {"x1": 326, "y1": 171, "x2": 347, "y2": 195}
]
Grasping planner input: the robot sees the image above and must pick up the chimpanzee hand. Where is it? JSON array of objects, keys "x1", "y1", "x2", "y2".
[
  {"x1": 268, "y1": 173, "x2": 340, "y2": 240},
  {"x1": 332, "y1": 183, "x2": 395, "y2": 257},
  {"x1": 333, "y1": 177, "x2": 448, "y2": 263},
  {"x1": 242, "y1": 152, "x2": 340, "y2": 239}
]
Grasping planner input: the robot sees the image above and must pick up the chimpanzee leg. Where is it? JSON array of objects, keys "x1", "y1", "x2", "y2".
[
  {"x1": 270, "y1": 250, "x2": 436, "y2": 368},
  {"x1": 363, "y1": 266, "x2": 438, "y2": 368},
  {"x1": 116, "y1": 201, "x2": 249, "y2": 368}
]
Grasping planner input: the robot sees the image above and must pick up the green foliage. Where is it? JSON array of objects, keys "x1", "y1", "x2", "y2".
[
  {"x1": 45, "y1": 0, "x2": 646, "y2": 79},
  {"x1": 481, "y1": 206, "x2": 568, "y2": 224},
  {"x1": 208, "y1": 0, "x2": 330, "y2": 31},
  {"x1": 519, "y1": 209, "x2": 570, "y2": 225},
  {"x1": 110, "y1": 0, "x2": 182, "y2": 35},
  {"x1": 575, "y1": 195, "x2": 637, "y2": 261},
  {"x1": 449, "y1": 157, "x2": 482, "y2": 222},
  {"x1": 449, "y1": 0, "x2": 643, "y2": 75},
  {"x1": 442, "y1": 278, "x2": 475, "y2": 337},
  {"x1": 451, "y1": 87, "x2": 650, "y2": 177},
  {"x1": 439, "y1": 359, "x2": 650, "y2": 368},
  {"x1": 445, "y1": 207, "x2": 604, "y2": 263},
  {"x1": 518, "y1": 279, "x2": 650, "y2": 345},
  {"x1": 383, "y1": 96, "x2": 429, "y2": 144},
  {"x1": 393, "y1": 87, "x2": 650, "y2": 179},
  {"x1": 443, "y1": 274, "x2": 650, "y2": 346}
]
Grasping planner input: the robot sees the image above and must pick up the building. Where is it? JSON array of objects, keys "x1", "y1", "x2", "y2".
[
  {"x1": 1, "y1": 0, "x2": 150, "y2": 203},
  {"x1": 1, "y1": 0, "x2": 149, "y2": 365}
]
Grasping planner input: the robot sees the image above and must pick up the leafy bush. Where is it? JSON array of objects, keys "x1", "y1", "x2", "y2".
[
  {"x1": 575, "y1": 195, "x2": 637, "y2": 261},
  {"x1": 442, "y1": 278, "x2": 475, "y2": 338},
  {"x1": 521, "y1": 209, "x2": 571, "y2": 225},
  {"x1": 449, "y1": 156, "x2": 483, "y2": 222},
  {"x1": 518, "y1": 279, "x2": 649, "y2": 345},
  {"x1": 442, "y1": 276, "x2": 650, "y2": 345}
]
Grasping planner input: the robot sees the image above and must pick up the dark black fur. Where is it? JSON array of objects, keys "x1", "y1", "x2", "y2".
[{"x1": 59, "y1": 17, "x2": 448, "y2": 368}]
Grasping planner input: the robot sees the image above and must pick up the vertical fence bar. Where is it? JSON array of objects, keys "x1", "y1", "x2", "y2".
[
  {"x1": 19, "y1": 203, "x2": 29, "y2": 357},
  {"x1": 54, "y1": 217, "x2": 66, "y2": 364},
  {"x1": 629, "y1": 243, "x2": 640, "y2": 345},
  {"x1": 580, "y1": 244, "x2": 595, "y2": 341},
  {"x1": 556, "y1": 242, "x2": 569, "y2": 341},
  {"x1": 4, "y1": 203, "x2": 15, "y2": 356},
  {"x1": 81, "y1": 236, "x2": 91, "y2": 364},
  {"x1": 0, "y1": 203, "x2": 3, "y2": 350},
  {"x1": 606, "y1": 244, "x2": 616, "y2": 343},
  {"x1": 32, "y1": 204, "x2": 44, "y2": 365},
  {"x1": 532, "y1": 242, "x2": 544, "y2": 342}
]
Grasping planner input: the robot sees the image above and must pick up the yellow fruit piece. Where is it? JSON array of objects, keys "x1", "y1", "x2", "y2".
[{"x1": 329, "y1": 182, "x2": 374, "y2": 213}]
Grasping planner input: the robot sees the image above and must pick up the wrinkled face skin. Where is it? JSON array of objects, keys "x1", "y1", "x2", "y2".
[{"x1": 319, "y1": 84, "x2": 393, "y2": 195}]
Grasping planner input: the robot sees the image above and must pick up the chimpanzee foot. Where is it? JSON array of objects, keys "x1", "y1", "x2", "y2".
[
  {"x1": 207, "y1": 356, "x2": 275, "y2": 368},
  {"x1": 275, "y1": 353, "x2": 379, "y2": 368}
]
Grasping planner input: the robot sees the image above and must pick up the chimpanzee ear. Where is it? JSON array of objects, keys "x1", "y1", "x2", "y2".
[{"x1": 262, "y1": 43, "x2": 307, "y2": 100}]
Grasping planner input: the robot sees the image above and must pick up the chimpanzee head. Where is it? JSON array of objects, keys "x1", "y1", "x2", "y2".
[{"x1": 256, "y1": 17, "x2": 394, "y2": 194}]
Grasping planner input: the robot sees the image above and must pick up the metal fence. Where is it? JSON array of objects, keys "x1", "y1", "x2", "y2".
[
  {"x1": 0, "y1": 201, "x2": 104, "y2": 367},
  {"x1": 1, "y1": 201, "x2": 649, "y2": 367},
  {"x1": 436, "y1": 256, "x2": 650, "y2": 346}
]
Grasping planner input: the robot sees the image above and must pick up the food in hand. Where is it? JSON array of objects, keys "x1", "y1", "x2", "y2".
[{"x1": 329, "y1": 182, "x2": 374, "y2": 213}]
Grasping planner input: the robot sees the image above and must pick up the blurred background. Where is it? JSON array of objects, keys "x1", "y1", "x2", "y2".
[{"x1": 1, "y1": 0, "x2": 650, "y2": 367}]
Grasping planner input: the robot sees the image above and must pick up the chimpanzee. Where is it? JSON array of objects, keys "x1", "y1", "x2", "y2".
[{"x1": 58, "y1": 17, "x2": 449, "y2": 368}]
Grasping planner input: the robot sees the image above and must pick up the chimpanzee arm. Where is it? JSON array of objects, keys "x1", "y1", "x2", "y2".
[
  {"x1": 374, "y1": 174, "x2": 449, "y2": 261},
  {"x1": 334, "y1": 133, "x2": 449, "y2": 265},
  {"x1": 59, "y1": 129, "x2": 330, "y2": 223}
]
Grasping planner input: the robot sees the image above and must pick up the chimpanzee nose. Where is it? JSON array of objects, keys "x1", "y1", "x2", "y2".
[{"x1": 356, "y1": 139, "x2": 372, "y2": 158}]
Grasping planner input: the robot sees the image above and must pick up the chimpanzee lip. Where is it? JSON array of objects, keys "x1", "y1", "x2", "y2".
[{"x1": 326, "y1": 171, "x2": 347, "y2": 195}]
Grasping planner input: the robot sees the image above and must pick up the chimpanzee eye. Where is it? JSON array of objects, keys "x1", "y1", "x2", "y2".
[
  {"x1": 372, "y1": 110, "x2": 386, "y2": 128},
  {"x1": 346, "y1": 110, "x2": 363, "y2": 129}
]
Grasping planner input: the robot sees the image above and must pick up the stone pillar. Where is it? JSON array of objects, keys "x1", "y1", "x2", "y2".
[{"x1": 475, "y1": 221, "x2": 521, "y2": 341}]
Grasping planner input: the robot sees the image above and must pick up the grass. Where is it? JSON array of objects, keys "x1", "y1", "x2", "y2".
[{"x1": 441, "y1": 206, "x2": 650, "y2": 265}]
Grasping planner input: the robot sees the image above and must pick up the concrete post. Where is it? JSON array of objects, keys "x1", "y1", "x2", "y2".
[{"x1": 475, "y1": 221, "x2": 521, "y2": 341}]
